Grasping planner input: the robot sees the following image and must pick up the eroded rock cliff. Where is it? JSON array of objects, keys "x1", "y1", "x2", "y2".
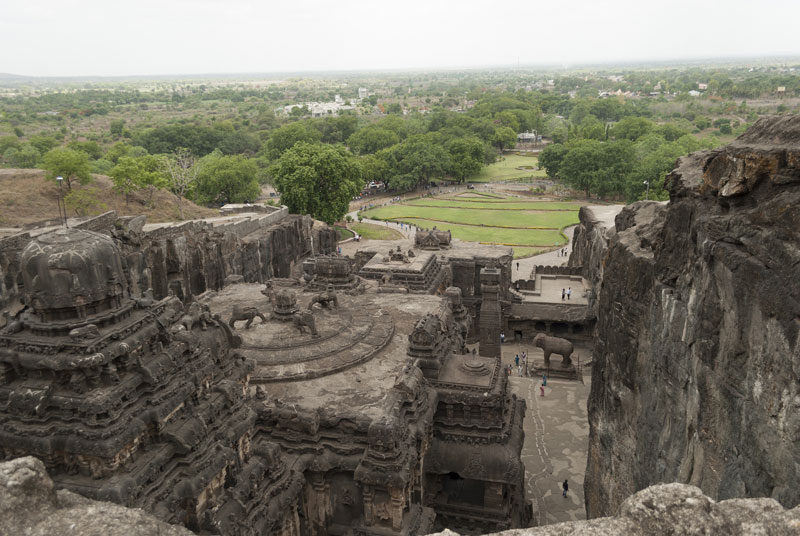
[
  {"x1": 0, "y1": 457, "x2": 195, "y2": 536},
  {"x1": 582, "y1": 116, "x2": 800, "y2": 517},
  {"x1": 431, "y1": 483, "x2": 800, "y2": 535}
]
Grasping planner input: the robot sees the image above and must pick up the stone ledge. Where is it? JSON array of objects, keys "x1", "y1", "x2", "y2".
[
  {"x1": 0, "y1": 456, "x2": 195, "y2": 536},
  {"x1": 430, "y1": 484, "x2": 800, "y2": 535}
]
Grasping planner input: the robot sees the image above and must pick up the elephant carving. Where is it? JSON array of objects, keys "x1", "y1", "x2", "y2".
[{"x1": 533, "y1": 333, "x2": 574, "y2": 367}]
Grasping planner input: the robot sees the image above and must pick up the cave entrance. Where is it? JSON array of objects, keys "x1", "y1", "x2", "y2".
[{"x1": 442, "y1": 472, "x2": 485, "y2": 506}]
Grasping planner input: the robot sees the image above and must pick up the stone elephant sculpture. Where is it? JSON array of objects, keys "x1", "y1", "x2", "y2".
[
  {"x1": 533, "y1": 333, "x2": 574, "y2": 367},
  {"x1": 292, "y1": 310, "x2": 318, "y2": 338},
  {"x1": 229, "y1": 305, "x2": 268, "y2": 330}
]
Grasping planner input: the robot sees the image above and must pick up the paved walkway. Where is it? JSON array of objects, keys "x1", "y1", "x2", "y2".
[{"x1": 497, "y1": 340, "x2": 591, "y2": 525}]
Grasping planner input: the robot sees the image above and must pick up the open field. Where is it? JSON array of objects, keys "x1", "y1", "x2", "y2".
[
  {"x1": 468, "y1": 154, "x2": 549, "y2": 183},
  {"x1": 359, "y1": 204, "x2": 580, "y2": 230},
  {"x1": 396, "y1": 219, "x2": 566, "y2": 246},
  {"x1": 360, "y1": 192, "x2": 578, "y2": 248},
  {"x1": 349, "y1": 222, "x2": 404, "y2": 240},
  {"x1": 405, "y1": 199, "x2": 582, "y2": 210}
]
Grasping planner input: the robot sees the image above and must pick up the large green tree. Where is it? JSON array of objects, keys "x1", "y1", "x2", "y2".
[
  {"x1": 379, "y1": 136, "x2": 450, "y2": 191},
  {"x1": 491, "y1": 126, "x2": 517, "y2": 151},
  {"x1": 195, "y1": 152, "x2": 260, "y2": 205},
  {"x1": 347, "y1": 126, "x2": 400, "y2": 155},
  {"x1": 42, "y1": 148, "x2": 92, "y2": 191},
  {"x1": 264, "y1": 122, "x2": 322, "y2": 161},
  {"x1": 446, "y1": 137, "x2": 484, "y2": 183},
  {"x1": 270, "y1": 142, "x2": 363, "y2": 224}
]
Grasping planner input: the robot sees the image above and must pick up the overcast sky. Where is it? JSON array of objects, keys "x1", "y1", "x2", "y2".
[{"x1": 1, "y1": 0, "x2": 798, "y2": 77}]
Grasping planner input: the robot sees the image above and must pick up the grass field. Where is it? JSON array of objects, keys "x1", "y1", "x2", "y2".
[
  {"x1": 395, "y1": 219, "x2": 566, "y2": 246},
  {"x1": 360, "y1": 205, "x2": 580, "y2": 230},
  {"x1": 360, "y1": 191, "x2": 578, "y2": 249},
  {"x1": 405, "y1": 199, "x2": 582, "y2": 210},
  {"x1": 350, "y1": 222, "x2": 404, "y2": 240},
  {"x1": 467, "y1": 154, "x2": 549, "y2": 183}
]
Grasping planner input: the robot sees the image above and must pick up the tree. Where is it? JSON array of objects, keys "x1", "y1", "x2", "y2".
[
  {"x1": 4, "y1": 144, "x2": 41, "y2": 168},
  {"x1": 538, "y1": 143, "x2": 569, "y2": 178},
  {"x1": 42, "y1": 148, "x2": 92, "y2": 191},
  {"x1": 611, "y1": 117, "x2": 653, "y2": 141},
  {"x1": 559, "y1": 140, "x2": 634, "y2": 198},
  {"x1": 446, "y1": 137, "x2": 484, "y2": 183},
  {"x1": 347, "y1": 127, "x2": 400, "y2": 155},
  {"x1": 263, "y1": 122, "x2": 322, "y2": 161},
  {"x1": 109, "y1": 119, "x2": 125, "y2": 138},
  {"x1": 270, "y1": 142, "x2": 363, "y2": 225},
  {"x1": 386, "y1": 103, "x2": 403, "y2": 115},
  {"x1": 162, "y1": 148, "x2": 198, "y2": 219},
  {"x1": 64, "y1": 187, "x2": 108, "y2": 217},
  {"x1": 109, "y1": 156, "x2": 165, "y2": 206},
  {"x1": 491, "y1": 126, "x2": 517, "y2": 151},
  {"x1": 379, "y1": 136, "x2": 450, "y2": 191},
  {"x1": 219, "y1": 131, "x2": 261, "y2": 155},
  {"x1": 195, "y1": 152, "x2": 260, "y2": 205}
]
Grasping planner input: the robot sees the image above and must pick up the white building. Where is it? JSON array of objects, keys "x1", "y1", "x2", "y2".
[{"x1": 358, "y1": 87, "x2": 368, "y2": 99}]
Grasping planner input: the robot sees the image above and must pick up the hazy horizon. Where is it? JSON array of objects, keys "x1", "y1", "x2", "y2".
[{"x1": 2, "y1": 0, "x2": 799, "y2": 78}]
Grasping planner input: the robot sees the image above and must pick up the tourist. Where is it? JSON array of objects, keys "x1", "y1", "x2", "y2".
[
  {"x1": 337, "y1": 246, "x2": 341, "y2": 254},
  {"x1": 516, "y1": 262, "x2": 519, "y2": 270},
  {"x1": 540, "y1": 385, "x2": 545, "y2": 397},
  {"x1": 562, "y1": 480, "x2": 569, "y2": 498},
  {"x1": 500, "y1": 331, "x2": 505, "y2": 344},
  {"x1": 567, "y1": 287, "x2": 571, "y2": 300},
  {"x1": 542, "y1": 375, "x2": 547, "y2": 386},
  {"x1": 518, "y1": 365, "x2": 522, "y2": 377},
  {"x1": 561, "y1": 288, "x2": 565, "y2": 300}
]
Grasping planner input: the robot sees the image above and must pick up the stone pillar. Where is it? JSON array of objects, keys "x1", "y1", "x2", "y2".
[{"x1": 479, "y1": 265, "x2": 502, "y2": 358}]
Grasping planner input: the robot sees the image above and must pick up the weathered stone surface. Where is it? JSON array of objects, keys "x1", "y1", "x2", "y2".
[
  {"x1": 580, "y1": 116, "x2": 800, "y2": 518},
  {"x1": 429, "y1": 483, "x2": 800, "y2": 535},
  {"x1": 0, "y1": 456, "x2": 195, "y2": 536}
]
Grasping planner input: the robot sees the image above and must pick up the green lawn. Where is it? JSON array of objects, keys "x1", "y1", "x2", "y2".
[
  {"x1": 361, "y1": 205, "x2": 580, "y2": 229},
  {"x1": 350, "y1": 222, "x2": 404, "y2": 240},
  {"x1": 468, "y1": 154, "x2": 549, "y2": 183},
  {"x1": 404, "y1": 198, "x2": 583, "y2": 211},
  {"x1": 397, "y1": 219, "x2": 567, "y2": 246},
  {"x1": 335, "y1": 226, "x2": 354, "y2": 240}
]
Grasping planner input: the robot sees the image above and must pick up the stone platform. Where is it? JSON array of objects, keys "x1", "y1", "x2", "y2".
[{"x1": 201, "y1": 283, "x2": 395, "y2": 383}]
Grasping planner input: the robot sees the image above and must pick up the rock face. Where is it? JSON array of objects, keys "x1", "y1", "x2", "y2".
[
  {"x1": 0, "y1": 456, "x2": 194, "y2": 536},
  {"x1": 429, "y1": 483, "x2": 800, "y2": 535},
  {"x1": 580, "y1": 116, "x2": 800, "y2": 517},
  {"x1": 0, "y1": 212, "x2": 337, "y2": 312}
]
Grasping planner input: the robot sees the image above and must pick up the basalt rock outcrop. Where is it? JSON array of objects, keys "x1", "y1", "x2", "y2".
[
  {"x1": 581, "y1": 116, "x2": 800, "y2": 517},
  {"x1": 430, "y1": 483, "x2": 800, "y2": 535},
  {"x1": 0, "y1": 456, "x2": 195, "y2": 536},
  {"x1": 0, "y1": 212, "x2": 337, "y2": 313}
]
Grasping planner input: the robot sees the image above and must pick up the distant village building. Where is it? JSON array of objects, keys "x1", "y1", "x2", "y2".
[
  {"x1": 698, "y1": 83, "x2": 708, "y2": 90},
  {"x1": 688, "y1": 90, "x2": 701, "y2": 97},
  {"x1": 517, "y1": 131, "x2": 541, "y2": 144},
  {"x1": 358, "y1": 87, "x2": 368, "y2": 99}
]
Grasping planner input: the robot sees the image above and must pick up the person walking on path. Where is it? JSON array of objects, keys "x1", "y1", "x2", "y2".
[
  {"x1": 567, "y1": 287, "x2": 572, "y2": 300},
  {"x1": 542, "y1": 375, "x2": 547, "y2": 386},
  {"x1": 540, "y1": 384, "x2": 545, "y2": 397},
  {"x1": 516, "y1": 262, "x2": 519, "y2": 270},
  {"x1": 514, "y1": 354, "x2": 519, "y2": 368},
  {"x1": 562, "y1": 480, "x2": 569, "y2": 498},
  {"x1": 561, "y1": 288, "x2": 566, "y2": 300}
]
